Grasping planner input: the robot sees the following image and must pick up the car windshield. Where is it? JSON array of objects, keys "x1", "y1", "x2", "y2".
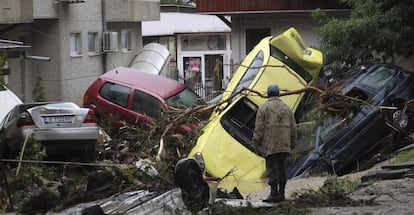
[
  {"x1": 359, "y1": 65, "x2": 398, "y2": 90},
  {"x1": 166, "y1": 88, "x2": 201, "y2": 108}
]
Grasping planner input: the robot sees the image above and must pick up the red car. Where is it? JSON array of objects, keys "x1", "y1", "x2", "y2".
[{"x1": 83, "y1": 67, "x2": 202, "y2": 134}]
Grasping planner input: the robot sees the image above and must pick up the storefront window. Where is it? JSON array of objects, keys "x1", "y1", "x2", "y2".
[
  {"x1": 183, "y1": 57, "x2": 202, "y2": 90},
  {"x1": 182, "y1": 35, "x2": 226, "y2": 51}
]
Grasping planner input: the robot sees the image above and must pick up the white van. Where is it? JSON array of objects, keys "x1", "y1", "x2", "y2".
[{"x1": 0, "y1": 85, "x2": 22, "y2": 122}]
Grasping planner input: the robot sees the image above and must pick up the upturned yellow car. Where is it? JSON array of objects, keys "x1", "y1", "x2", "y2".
[{"x1": 187, "y1": 27, "x2": 323, "y2": 189}]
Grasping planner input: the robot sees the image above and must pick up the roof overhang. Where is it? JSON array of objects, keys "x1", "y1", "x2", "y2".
[{"x1": 0, "y1": 39, "x2": 31, "y2": 58}]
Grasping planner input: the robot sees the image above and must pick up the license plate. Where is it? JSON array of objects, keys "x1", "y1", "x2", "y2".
[{"x1": 43, "y1": 116, "x2": 74, "y2": 123}]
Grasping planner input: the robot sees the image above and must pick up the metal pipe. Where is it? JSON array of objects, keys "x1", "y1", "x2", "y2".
[
  {"x1": 102, "y1": 0, "x2": 107, "y2": 73},
  {"x1": 25, "y1": 55, "x2": 51, "y2": 61}
]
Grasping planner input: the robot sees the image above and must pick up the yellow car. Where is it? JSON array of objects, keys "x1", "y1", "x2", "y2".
[{"x1": 188, "y1": 27, "x2": 323, "y2": 190}]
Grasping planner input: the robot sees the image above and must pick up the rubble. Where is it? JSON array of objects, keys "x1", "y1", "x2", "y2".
[{"x1": 1, "y1": 84, "x2": 414, "y2": 214}]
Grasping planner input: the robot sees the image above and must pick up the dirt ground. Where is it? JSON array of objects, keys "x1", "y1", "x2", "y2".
[{"x1": 246, "y1": 159, "x2": 414, "y2": 214}]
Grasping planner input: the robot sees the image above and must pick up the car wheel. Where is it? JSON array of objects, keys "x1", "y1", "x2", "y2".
[
  {"x1": 385, "y1": 101, "x2": 412, "y2": 131},
  {"x1": 391, "y1": 109, "x2": 409, "y2": 129},
  {"x1": 174, "y1": 158, "x2": 209, "y2": 209}
]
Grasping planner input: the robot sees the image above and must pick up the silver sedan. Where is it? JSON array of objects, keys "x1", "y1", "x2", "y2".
[{"x1": 0, "y1": 102, "x2": 99, "y2": 161}]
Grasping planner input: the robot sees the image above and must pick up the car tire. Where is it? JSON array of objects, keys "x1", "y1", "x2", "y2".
[
  {"x1": 174, "y1": 158, "x2": 209, "y2": 209},
  {"x1": 385, "y1": 101, "x2": 412, "y2": 132}
]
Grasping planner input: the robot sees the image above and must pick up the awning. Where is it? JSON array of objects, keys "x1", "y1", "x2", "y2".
[{"x1": 0, "y1": 39, "x2": 31, "y2": 58}]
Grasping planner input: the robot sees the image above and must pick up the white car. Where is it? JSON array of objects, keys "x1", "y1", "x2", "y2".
[
  {"x1": 0, "y1": 85, "x2": 22, "y2": 122},
  {"x1": 0, "y1": 102, "x2": 99, "y2": 161}
]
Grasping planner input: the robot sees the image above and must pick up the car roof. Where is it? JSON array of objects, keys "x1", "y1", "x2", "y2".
[
  {"x1": 0, "y1": 86, "x2": 23, "y2": 121},
  {"x1": 99, "y1": 67, "x2": 186, "y2": 99}
]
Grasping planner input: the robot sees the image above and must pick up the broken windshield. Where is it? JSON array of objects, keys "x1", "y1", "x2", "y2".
[{"x1": 166, "y1": 88, "x2": 201, "y2": 108}]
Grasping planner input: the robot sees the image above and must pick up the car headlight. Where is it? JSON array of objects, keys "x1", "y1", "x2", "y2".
[{"x1": 193, "y1": 152, "x2": 205, "y2": 170}]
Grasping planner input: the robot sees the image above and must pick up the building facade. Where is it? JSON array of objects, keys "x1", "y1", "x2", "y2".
[
  {"x1": 143, "y1": 7, "x2": 231, "y2": 100},
  {"x1": 0, "y1": 0, "x2": 160, "y2": 105},
  {"x1": 196, "y1": 0, "x2": 413, "y2": 71},
  {"x1": 196, "y1": 0, "x2": 349, "y2": 73}
]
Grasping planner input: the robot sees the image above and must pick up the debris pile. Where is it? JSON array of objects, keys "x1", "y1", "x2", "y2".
[{"x1": 1, "y1": 84, "x2": 413, "y2": 213}]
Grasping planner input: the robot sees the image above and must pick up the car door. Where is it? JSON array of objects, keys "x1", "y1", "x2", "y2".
[
  {"x1": 97, "y1": 82, "x2": 135, "y2": 128},
  {"x1": 131, "y1": 89, "x2": 163, "y2": 121}
]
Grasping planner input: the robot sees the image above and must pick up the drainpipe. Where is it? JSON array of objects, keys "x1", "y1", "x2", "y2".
[
  {"x1": 102, "y1": 0, "x2": 107, "y2": 73},
  {"x1": 20, "y1": 55, "x2": 26, "y2": 102}
]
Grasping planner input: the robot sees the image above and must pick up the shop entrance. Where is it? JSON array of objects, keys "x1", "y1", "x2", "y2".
[{"x1": 205, "y1": 54, "x2": 224, "y2": 99}]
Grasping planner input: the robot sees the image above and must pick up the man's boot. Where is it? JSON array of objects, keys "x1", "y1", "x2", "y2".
[
  {"x1": 263, "y1": 185, "x2": 278, "y2": 203},
  {"x1": 275, "y1": 184, "x2": 286, "y2": 202}
]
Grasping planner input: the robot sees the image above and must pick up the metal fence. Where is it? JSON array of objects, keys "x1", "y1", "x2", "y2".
[{"x1": 178, "y1": 77, "x2": 222, "y2": 102}]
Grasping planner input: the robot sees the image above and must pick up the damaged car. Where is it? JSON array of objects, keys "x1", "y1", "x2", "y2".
[
  {"x1": 175, "y1": 27, "x2": 323, "y2": 189},
  {"x1": 83, "y1": 67, "x2": 203, "y2": 135},
  {"x1": 288, "y1": 62, "x2": 414, "y2": 178},
  {"x1": 0, "y1": 102, "x2": 99, "y2": 161}
]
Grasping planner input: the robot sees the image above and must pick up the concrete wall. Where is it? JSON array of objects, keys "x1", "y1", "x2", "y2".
[
  {"x1": 0, "y1": 0, "x2": 33, "y2": 23},
  {"x1": 106, "y1": 22, "x2": 143, "y2": 71},
  {"x1": 56, "y1": 1, "x2": 104, "y2": 105},
  {"x1": 106, "y1": 0, "x2": 160, "y2": 22},
  {"x1": 33, "y1": 0, "x2": 58, "y2": 19}
]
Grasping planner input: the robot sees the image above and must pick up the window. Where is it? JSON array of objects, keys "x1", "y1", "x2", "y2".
[
  {"x1": 246, "y1": 28, "x2": 270, "y2": 54},
  {"x1": 70, "y1": 33, "x2": 82, "y2": 56},
  {"x1": 270, "y1": 45, "x2": 313, "y2": 83},
  {"x1": 121, "y1": 30, "x2": 132, "y2": 52},
  {"x1": 221, "y1": 97, "x2": 258, "y2": 149},
  {"x1": 99, "y1": 82, "x2": 130, "y2": 108},
  {"x1": 88, "y1": 32, "x2": 99, "y2": 54},
  {"x1": 359, "y1": 66, "x2": 397, "y2": 90},
  {"x1": 132, "y1": 90, "x2": 162, "y2": 119},
  {"x1": 231, "y1": 51, "x2": 264, "y2": 100}
]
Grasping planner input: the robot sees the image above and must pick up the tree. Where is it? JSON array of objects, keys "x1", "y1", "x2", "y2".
[
  {"x1": 0, "y1": 53, "x2": 8, "y2": 86},
  {"x1": 313, "y1": 0, "x2": 414, "y2": 73}
]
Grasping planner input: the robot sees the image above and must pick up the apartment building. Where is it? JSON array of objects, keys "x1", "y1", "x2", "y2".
[{"x1": 0, "y1": 0, "x2": 160, "y2": 105}]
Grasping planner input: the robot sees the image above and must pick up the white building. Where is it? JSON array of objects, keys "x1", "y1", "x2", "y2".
[{"x1": 143, "y1": 6, "x2": 231, "y2": 100}]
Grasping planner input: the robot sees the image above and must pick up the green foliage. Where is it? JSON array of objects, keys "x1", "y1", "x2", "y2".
[
  {"x1": 292, "y1": 176, "x2": 368, "y2": 207},
  {"x1": 320, "y1": 176, "x2": 362, "y2": 194},
  {"x1": 32, "y1": 72, "x2": 47, "y2": 102},
  {"x1": 0, "y1": 53, "x2": 8, "y2": 86},
  {"x1": 313, "y1": 0, "x2": 414, "y2": 73},
  {"x1": 392, "y1": 148, "x2": 414, "y2": 163}
]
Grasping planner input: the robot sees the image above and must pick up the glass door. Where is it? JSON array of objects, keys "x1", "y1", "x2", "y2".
[{"x1": 205, "y1": 55, "x2": 224, "y2": 99}]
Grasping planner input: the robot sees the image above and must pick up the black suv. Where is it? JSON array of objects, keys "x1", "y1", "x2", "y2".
[{"x1": 289, "y1": 63, "x2": 414, "y2": 178}]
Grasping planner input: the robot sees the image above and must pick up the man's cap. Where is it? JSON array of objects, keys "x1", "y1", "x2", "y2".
[{"x1": 267, "y1": 84, "x2": 280, "y2": 96}]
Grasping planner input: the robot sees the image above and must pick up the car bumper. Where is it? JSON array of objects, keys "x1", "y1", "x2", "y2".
[{"x1": 34, "y1": 127, "x2": 99, "y2": 141}]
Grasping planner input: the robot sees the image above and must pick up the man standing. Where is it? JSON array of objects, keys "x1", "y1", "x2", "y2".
[{"x1": 252, "y1": 84, "x2": 297, "y2": 202}]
